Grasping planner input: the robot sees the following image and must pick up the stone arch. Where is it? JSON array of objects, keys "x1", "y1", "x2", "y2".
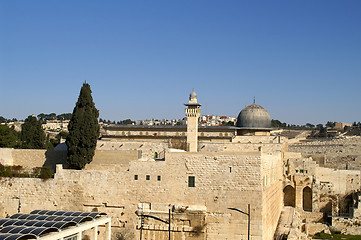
[
  {"x1": 283, "y1": 185, "x2": 295, "y2": 207},
  {"x1": 339, "y1": 193, "x2": 353, "y2": 216},
  {"x1": 303, "y1": 186, "x2": 312, "y2": 212}
]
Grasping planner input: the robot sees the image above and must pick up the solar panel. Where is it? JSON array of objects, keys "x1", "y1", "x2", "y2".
[
  {"x1": 71, "y1": 216, "x2": 92, "y2": 223},
  {"x1": 43, "y1": 216, "x2": 57, "y2": 221},
  {"x1": 53, "y1": 211, "x2": 66, "y2": 216},
  {"x1": 70, "y1": 212, "x2": 82, "y2": 217},
  {"x1": 28, "y1": 227, "x2": 58, "y2": 236},
  {"x1": 22, "y1": 216, "x2": 37, "y2": 221},
  {"x1": 22, "y1": 221, "x2": 38, "y2": 227},
  {"x1": 0, "y1": 233, "x2": 36, "y2": 240},
  {"x1": 62, "y1": 212, "x2": 73, "y2": 216},
  {"x1": 28, "y1": 211, "x2": 40, "y2": 215},
  {"x1": 8, "y1": 227, "x2": 28, "y2": 234},
  {"x1": 35, "y1": 210, "x2": 48, "y2": 215},
  {"x1": 52, "y1": 221, "x2": 77, "y2": 229},
  {"x1": 11, "y1": 221, "x2": 27, "y2": 227},
  {"x1": 8, "y1": 215, "x2": 22, "y2": 220},
  {"x1": 53, "y1": 216, "x2": 67, "y2": 221},
  {"x1": 0, "y1": 219, "x2": 14, "y2": 227},
  {"x1": 4, "y1": 234, "x2": 37, "y2": 240},
  {"x1": 34, "y1": 216, "x2": 47, "y2": 221},
  {"x1": 0, "y1": 210, "x2": 107, "y2": 239},
  {"x1": 1, "y1": 226, "x2": 18, "y2": 233}
]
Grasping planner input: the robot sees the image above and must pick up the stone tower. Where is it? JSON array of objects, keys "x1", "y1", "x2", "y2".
[{"x1": 184, "y1": 90, "x2": 201, "y2": 152}]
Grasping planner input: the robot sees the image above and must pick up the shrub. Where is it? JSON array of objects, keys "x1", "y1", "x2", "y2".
[{"x1": 40, "y1": 166, "x2": 53, "y2": 180}]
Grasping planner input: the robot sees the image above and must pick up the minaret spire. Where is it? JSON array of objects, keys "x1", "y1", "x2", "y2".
[{"x1": 185, "y1": 90, "x2": 201, "y2": 152}]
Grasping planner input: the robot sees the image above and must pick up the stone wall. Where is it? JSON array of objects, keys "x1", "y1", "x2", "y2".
[
  {"x1": 289, "y1": 137, "x2": 361, "y2": 170},
  {"x1": 0, "y1": 148, "x2": 140, "y2": 171},
  {"x1": 261, "y1": 154, "x2": 283, "y2": 240},
  {"x1": 0, "y1": 148, "x2": 13, "y2": 165},
  {"x1": 84, "y1": 150, "x2": 139, "y2": 170},
  {"x1": 199, "y1": 135, "x2": 287, "y2": 154},
  {"x1": 0, "y1": 150, "x2": 279, "y2": 240},
  {"x1": 97, "y1": 140, "x2": 169, "y2": 160},
  {"x1": 315, "y1": 167, "x2": 360, "y2": 195}
]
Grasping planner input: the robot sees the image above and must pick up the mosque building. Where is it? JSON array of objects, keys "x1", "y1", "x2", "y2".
[
  {"x1": 101, "y1": 90, "x2": 274, "y2": 148},
  {"x1": 1, "y1": 90, "x2": 360, "y2": 240}
]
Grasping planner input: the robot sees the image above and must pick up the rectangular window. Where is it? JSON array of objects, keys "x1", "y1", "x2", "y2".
[
  {"x1": 188, "y1": 176, "x2": 195, "y2": 187},
  {"x1": 146, "y1": 175, "x2": 150, "y2": 180},
  {"x1": 300, "y1": 170, "x2": 304, "y2": 173},
  {"x1": 157, "y1": 176, "x2": 161, "y2": 181},
  {"x1": 134, "y1": 175, "x2": 138, "y2": 180}
]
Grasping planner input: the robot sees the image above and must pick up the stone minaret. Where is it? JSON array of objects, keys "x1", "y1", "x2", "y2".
[{"x1": 184, "y1": 90, "x2": 201, "y2": 152}]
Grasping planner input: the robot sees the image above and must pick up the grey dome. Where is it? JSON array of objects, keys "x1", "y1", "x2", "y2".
[
  {"x1": 236, "y1": 104, "x2": 271, "y2": 128},
  {"x1": 189, "y1": 90, "x2": 197, "y2": 99}
]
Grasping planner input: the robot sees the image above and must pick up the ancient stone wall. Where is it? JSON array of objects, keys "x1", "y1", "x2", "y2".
[
  {"x1": 315, "y1": 168, "x2": 360, "y2": 195},
  {"x1": 0, "y1": 151, "x2": 276, "y2": 240},
  {"x1": 199, "y1": 135, "x2": 287, "y2": 154},
  {"x1": 0, "y1": 148, "x2": 140, "y2": 171},
  {"x1": 0, "y1": 148, "x2": 13, "y2": 165},
  {"x1": 84, "y1": 150, "x2": 139, "y2": 170},
  {"x1": 289, "y1": 137, "x2": 361, "y2": 170},
  {"x1": 97, "y1": 140, "x2": 169, "y2": 160},
  {"x1": 261, "y1": 154, "x2": 283, "y2": 240}
]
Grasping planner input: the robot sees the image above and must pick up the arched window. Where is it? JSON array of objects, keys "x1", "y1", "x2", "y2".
[
  {"x1": 283, "y1": 185, "x2": 296, "y2": 207},
  {"x1": 303, "y1": 186, "x2": 312, "y2": 212}
]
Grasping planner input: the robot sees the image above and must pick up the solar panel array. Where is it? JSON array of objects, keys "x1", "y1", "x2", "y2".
[{"x1": 0, "y1": 210, "x2": 107, "y2": 240}]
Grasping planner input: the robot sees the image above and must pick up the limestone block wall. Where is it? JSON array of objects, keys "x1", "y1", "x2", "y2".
[
  {"x1": 0, "y1": 148, "x2": 67, "y2": 170},
  {"x1": 261, "y1": 154, "x2": 283, "y2": 240},
  {"x1": 0, "y1": 148, "x2": 13, "y2": 165},
  {"x1": 315, "y1": 167, "x2": 360, "y2": 195},
  {"x1": 0, "y1": 150, "x2": 277, "y2": 240},
  {"x1": 97, "y1": 140, "x2": 169, "y2": 160},
  {"x1": 0, "y1": 148, "x2": 140, "y2": 171},
  {"x1": 289, "y1": 137, "x2": 361, "y2": 170},
  {"x1": 199, "y1": 141, "x2": 286, "y2": 155},
  {"x1": 12, "y1": 149, "x2": 49, "y2": 168},
  {"x1": 84, "y1": 150, "x2": 139, "y2": 170}
]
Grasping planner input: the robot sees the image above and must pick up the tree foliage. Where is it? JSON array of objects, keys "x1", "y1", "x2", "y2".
[
  {"x1": 66, "y1": 83, "x2": 99, "y2": 169},
  {"x1": 37, "y1": 113, "x2": 72, "y2": 121},
  {"x1": 0, "y1": 116, "x2": 6, "y2": 123},
  {"x1": 271, "y1": 119, "x2": 287, "y2": 128},
  {"x1": 117, "y1": 119, "x2": 135, "y2": 125},
  {"x1": 20, "y1": 115, "x2": 45, "y2": 149},
  {"x1": 0, "y1": 125, "x2": 20, "y2": 148}
]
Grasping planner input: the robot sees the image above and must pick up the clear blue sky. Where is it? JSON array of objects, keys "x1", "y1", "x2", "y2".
[{"x1": 1, "y1": 1, "x2": 360, "y2": 125}]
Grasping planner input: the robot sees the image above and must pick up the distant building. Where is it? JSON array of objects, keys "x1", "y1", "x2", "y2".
[{"x1": 334, "y1": 122, "x2": 352, "y2": 130}]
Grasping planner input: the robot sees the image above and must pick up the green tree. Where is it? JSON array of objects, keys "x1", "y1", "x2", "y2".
[
  {"x1": 0, "y1": 125, "x2": 20, "y2": 148},
  {"x1": 66, "y1": 83, "x2": 99, "y2": 169},
  {"x1": 0, "y1": 116, "x2": 6, "y2": 123},
  {"x1": 20, "y1": 115, "x2": 45, "y2": 149},
  {"x1": 57, "y1": 113, "x2": 72, "y2": 120}
]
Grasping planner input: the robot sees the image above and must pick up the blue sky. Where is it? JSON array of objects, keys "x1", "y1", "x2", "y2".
[{"x1": 1, "y1": 1, "x2": 360, "y2": 125}]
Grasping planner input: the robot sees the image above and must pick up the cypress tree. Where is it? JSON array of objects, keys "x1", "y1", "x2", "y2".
[
  {"x1": 66, "y1": 82, "x2": 99, "y2": 169},
  {"x1": 21, "y1": 115, "x2": 45, "y2": 149},
  {"x1": 0, "y1": 125, "x2": 20, "y2": 148}
]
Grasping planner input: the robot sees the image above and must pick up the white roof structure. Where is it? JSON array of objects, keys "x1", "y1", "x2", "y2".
[{"x1": 0, "y1": 210, "x2": 111, "y2": 240}]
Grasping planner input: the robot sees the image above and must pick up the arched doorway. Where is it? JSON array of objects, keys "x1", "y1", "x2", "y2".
[
  {"x1": 303, "y1": 186, "x2": 312, "y2": 212},
  {"x1": 339, "y1": 193, "x2": 354, "y2": 217},
  {"x1": 283, "y1": 185, "x2": 295, "y2": 207}
]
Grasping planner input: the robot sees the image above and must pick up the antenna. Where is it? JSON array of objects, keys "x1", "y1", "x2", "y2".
[{"x1": 253, "y1": 96, "x2": 256, "y2": 104}]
